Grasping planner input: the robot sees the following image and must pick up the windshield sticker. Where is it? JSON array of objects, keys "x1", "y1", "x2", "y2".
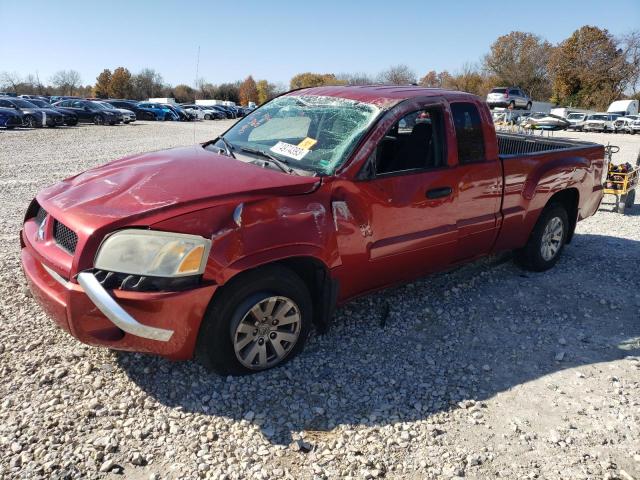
[
  {"x1": 297, "y1": 137, "x2": 317, "y2": 150},
  {"x1": 270, "y1": 141, "x2": 310, "y2": 161}
]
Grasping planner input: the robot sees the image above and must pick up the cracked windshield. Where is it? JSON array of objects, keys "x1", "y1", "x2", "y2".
[{"x1": 212, "y1": 95, "x2": 380, "y2": 175}]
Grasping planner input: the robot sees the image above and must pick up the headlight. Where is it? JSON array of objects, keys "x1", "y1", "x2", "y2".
[{"x1": 94, "y1": 230, "x2": 211, "y2": 277}]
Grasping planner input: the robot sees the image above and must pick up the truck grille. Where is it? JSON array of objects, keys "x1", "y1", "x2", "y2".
[{"x1": 53, "y1": 221, "x2": 78, "y2": 253}]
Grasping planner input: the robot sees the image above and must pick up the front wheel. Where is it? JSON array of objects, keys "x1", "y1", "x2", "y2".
[
  {"x1": 526, "y1": 102, "x2": 532, "y2": 110},
  {"x1": 515, "y1": 204, "x2": 569, "y2": 272},
  {"x1": 196, "y1": 265, "x2": 312, "y2": 375},
  {"x1": 93, "y1": 114, "x2": 104, "y2": 125},
  {"x1": 204, "y1": 114, "x2": 212, "y2": 120}
]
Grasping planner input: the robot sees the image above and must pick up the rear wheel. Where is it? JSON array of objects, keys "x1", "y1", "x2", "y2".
[
  {"x1": 196, "y1": 265, "x2": 312, "y2": 375},
  {"x1": 204, "y1": 114, "x2": 212, "y2": 120},
  {"x1": 526, "y1": 102, "x2": 532, "y2": 110},
  {"x1": 24, "y1": 115, "x2": 36, "y2": 128},
  {"x1": 515, "y1": 204, "x2": 569, "y2": 272}
]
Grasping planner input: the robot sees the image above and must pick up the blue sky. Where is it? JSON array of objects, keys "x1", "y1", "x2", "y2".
[{"x1": 1, "y1": 0, "x2": 638, "y2": 87}]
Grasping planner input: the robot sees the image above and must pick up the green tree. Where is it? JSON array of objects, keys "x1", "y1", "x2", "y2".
[
  {"x1": 256, "y1": 79, "x2": 276, "y2": 104},
  {"x1": 94, "y1": 69, "x2": 112, "y2": 98},
  {"x1": 549, "y1": 26, "x2": 630, "y2": 109}
]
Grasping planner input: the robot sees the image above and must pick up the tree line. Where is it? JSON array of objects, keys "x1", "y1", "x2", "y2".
[{"x1": 1, "y1": 26, "x2": 638, "y2": 110}]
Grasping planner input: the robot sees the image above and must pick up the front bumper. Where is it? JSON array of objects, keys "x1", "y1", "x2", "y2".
[
  {"x1": 20, "y1": 242, "x2": 217, "y2": 360},
  {"x1": 0, "y1": 116, "x2": 23, "y2": 127},
  {"x1": 45, "y1": 115, "x2": 65, "y2": 126}
]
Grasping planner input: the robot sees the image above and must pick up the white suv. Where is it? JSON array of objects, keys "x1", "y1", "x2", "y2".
[{"x1": 486, "y1": 87, "x2": 532, "y2": 110}]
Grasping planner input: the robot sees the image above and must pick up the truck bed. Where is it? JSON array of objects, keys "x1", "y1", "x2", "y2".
[{"x1": 497, "y1": 133, "x2": 599, "y2": 157}]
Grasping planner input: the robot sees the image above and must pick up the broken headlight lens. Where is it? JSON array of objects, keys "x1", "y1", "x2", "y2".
[{"x1": 94, "y1": 230, "x2": 211, "y2": 278}]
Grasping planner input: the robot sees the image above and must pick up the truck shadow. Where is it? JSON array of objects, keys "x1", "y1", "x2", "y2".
[{"x1": 116, "y1": 233, "x2": 639, "y2": 446}]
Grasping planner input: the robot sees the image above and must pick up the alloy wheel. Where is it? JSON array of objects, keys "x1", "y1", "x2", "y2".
[
  {"x1": 540, "y1": 217, "x2": 564, "y2": 261},
  {"x1": 232, "y1": 296, "x2": 301, "y2": 370}
]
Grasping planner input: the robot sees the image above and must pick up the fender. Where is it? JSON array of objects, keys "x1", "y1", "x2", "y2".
[{"x1": 522, "y1": 155, "x2": 590, "y2": 201}]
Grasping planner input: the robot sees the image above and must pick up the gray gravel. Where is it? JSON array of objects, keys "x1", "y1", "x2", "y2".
[{"x1": 1, "y1": 122, "x2": 639, "y2": 479}]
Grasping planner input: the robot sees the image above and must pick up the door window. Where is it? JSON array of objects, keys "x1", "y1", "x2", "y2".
[
  {"x1": 450, "y1": 102, "x2": 485, "y2": 164},
  {"x1": 375, "y1": 108, "x2": 445, "y2": 175}
]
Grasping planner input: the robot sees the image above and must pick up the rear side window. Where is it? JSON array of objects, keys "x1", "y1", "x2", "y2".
[{"x1": 451, "y1": 102, "x2": 485, "y2": 164}]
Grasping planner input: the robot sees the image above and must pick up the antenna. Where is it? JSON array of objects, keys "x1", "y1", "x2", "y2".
[{"x1": 193, "y1": 45, "x2": 200, "y2": 144}]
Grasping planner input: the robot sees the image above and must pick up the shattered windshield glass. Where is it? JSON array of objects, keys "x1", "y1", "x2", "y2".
[{"x1": 215, "y1": 95, "x2": 380, "y2": 175}]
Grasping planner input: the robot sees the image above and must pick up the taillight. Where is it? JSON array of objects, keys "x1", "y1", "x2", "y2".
[{"x1": 505, "y1": 91, "x2": 509, "y2": 98}]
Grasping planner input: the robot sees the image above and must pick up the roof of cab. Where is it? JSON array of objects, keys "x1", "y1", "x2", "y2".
[{"x1": 284, "y1": 85, "x2": 479, "y2": 108}]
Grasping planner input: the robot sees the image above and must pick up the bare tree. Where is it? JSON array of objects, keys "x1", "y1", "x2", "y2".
[
  {"x1": 0, "y1": 71, "x2": 22, "y2": 93},
  {"x1": 336, "y1": 72, "x2": 374, "y2": 85},
  {"x1": 619, "y1": 30, "x2": 640, "y2": 95},
  {"x1": 377, "y1": 65, "x2": 416, "y2": 85},
  {"x1": 50, "y1": 70, "x2": 82, "y2": 95}
]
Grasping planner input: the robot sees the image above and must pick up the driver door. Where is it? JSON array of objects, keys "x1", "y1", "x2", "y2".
[{"x1": 332, "y1": 102, "x2": 460, "y2": 299}]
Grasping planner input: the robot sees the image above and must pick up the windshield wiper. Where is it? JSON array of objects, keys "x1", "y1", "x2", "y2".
[
  {"x1": 240, "y1": 147, "x2": 295, "y2": 174},
  {"x1": 217, "y1": 136, "x2": 236, "y2": 159}
]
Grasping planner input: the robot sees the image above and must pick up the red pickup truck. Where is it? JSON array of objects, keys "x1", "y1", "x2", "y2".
[{"x1": 21, "y1": 86, "x2": 606, "y2": 374}]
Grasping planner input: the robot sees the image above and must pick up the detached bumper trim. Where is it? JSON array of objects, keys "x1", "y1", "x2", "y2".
[{"x1": 77, "y1": 272, "x2": 174, "y2": 342}]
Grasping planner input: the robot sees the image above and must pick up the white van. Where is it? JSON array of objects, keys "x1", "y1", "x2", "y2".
[{"x1": 607, "y1": 100, "x2": 639, "y2": 116}]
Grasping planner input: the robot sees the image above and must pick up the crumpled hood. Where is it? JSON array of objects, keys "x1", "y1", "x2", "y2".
[{"x1": 37, "y1": 146, "x2": 320, "y2": 233}]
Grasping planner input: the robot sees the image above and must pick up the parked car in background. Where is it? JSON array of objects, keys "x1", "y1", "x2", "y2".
[
  {"x1": 566, "y1": 113, "x2": 588, "y2": 131},
  {"x1": 521, "y1": 112, "x2": 570, "y2": 130},
  {"x1": 486, "y1": 87, "x2": 532, "y2": 110},
  {"x1": 92, "y1": 101, "x2": 136, "y2": 124},
  {"x1": 180, "y1": 105, "x2": 205, "y2": 120},
  {"x1": 21, "y1": 86, "x2": 606, "y2": 374},
  {"x1": 0, "y1": 92, "x2": 18, "y2": 97},
  {"x1": 0, "y1": 106, "x2": 24, "y2": 129},
  {"x1": 107, "y1": 100, "x2": 156, "y2": 121},
  {"x1": 182, "y1": 105, "x2": 225, "y2": 120},
  {"x1": 627, "y1": 117, "x2": 640, "y2": 135},
  {"x1": 136, "y1": 102, "x2": 179, "y2": 121},
  {"x1": 613, "y1": 115, "x2": 639, "y2": 134},
  {"x1": 27, "y1": 99, "x2": 79, "y2": 126},
  {"x1": 0, "y1": 97, "x2": 64, "y2": 128},
  {"x1": 214, "y1": 105, "x2": 237, "y2": 118},
  {"x1": 19, "y1": 95, "x2": 51, "y2": 103},
  {"x1": 52, "y1": 99, "x2": 121, "y2": 125},
  {"x1": 161, "y1": 104, "x2": 192, "y2": 121},
  {"x1": 583, "y1": 113, "x2": 619, "y2": 132}
]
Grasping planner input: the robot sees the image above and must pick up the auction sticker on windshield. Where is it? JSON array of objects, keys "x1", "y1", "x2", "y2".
[{"x1": 270, "y1": 141, "x2": 310, "y2": 161}]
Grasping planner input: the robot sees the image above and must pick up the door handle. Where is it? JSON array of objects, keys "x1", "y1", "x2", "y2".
[{"x1": 426, "y1": 187, "x2": 452, "y2": 199}]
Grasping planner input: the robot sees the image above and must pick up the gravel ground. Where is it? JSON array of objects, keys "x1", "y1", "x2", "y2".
[{"x1": 0, "y1": 122, "x2": 639, "y2": 480}]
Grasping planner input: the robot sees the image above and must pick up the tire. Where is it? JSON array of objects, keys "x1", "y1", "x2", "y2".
[
  {"x1": 625, "y1": 190, "x2": 636, "y2": 209},
  {"x1": 66, "y1": 120, "x2": 78, "y2": 126},
  {"x1": 514, "y1": 204, "x2": 569, "y2": 272},
  {"x1": 526, "y1": 102, "x2": 532, "y2": 110},
  {"x1": 195, "y1": 265, "x2": 312, "y2": 375},
  {"x1": 6, "y1": 126, "x2": 15, "y2": 130},
  {"x1": 24, "y1": 115, "x2": 36, "y2": 128},
  {"x1": 93, "y1": 114, "x2": 104, "y2": 125},
  {"x1": 204, "y1": 114, "x2": 212, "y2": 120},
  {"x1": 508, "y1": 101, "x2": 515, "y2": 110},
  {"x1": 164, "y1": 114, "x2": 172, "y2": 121}
]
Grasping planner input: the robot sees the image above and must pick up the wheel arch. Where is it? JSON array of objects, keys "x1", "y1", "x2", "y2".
[
  {"x1": 546, "y1": 188, "x2": 580, "y2": 243},
  {"x1": 213, "y1": 255, "x2": 338, "y2": 333}
]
